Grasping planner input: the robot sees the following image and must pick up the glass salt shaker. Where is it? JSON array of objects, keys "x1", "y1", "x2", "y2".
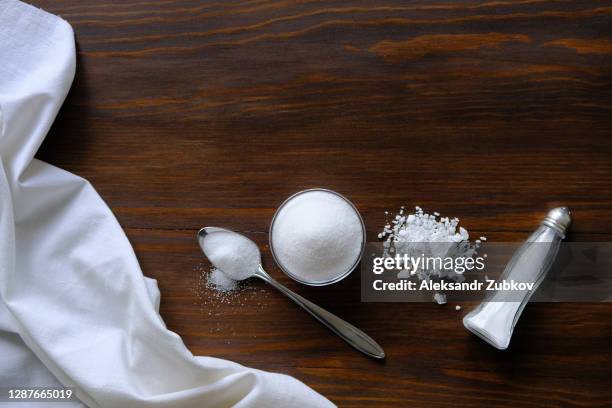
[{"x1": 463, "y1": 207, "x2": 571, "y2": 350}]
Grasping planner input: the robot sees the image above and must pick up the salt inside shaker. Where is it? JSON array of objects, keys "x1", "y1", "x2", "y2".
[{"x1": 463, "y1": 207, "x2": 571, "y2": 350}]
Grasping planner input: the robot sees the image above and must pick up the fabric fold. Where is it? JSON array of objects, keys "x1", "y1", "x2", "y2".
[{"x1": 0, "y1": 1, "x2": 334, "y2": 407}]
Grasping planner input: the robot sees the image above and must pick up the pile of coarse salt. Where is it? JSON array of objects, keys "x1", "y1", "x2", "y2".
[
  {"x1": 379, "y1": 206, "x2": 485, "y2": 304},
  {"x1": 379, "y1": 206, "x2": 477, "y2": 243}
]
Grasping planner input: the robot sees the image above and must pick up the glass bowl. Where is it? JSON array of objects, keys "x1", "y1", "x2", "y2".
[{"x1": 269, "y1": 188, "x2": 366, "y2": 286}]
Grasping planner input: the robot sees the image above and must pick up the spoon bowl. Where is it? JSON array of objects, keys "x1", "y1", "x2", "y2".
[{"x1": 198, "y1": 227, "x2": 260, "y2": 281}]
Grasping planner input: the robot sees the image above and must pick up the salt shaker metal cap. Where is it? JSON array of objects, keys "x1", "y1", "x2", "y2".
[
  {"x1": 542, "y1": 206, "x2": 572, "y2": 235},
  {"x1": 463, "y1": 207, "x2": 571, "y2": 350}
]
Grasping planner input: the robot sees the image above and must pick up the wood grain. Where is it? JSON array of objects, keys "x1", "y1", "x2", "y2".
[{"x1": 30, "y1": 0, "x2": 612, "y2": 406}]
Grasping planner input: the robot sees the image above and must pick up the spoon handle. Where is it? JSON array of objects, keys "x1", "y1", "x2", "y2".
[{"x1": 255, "y1": 267, "x2": 385, "y2": 360}]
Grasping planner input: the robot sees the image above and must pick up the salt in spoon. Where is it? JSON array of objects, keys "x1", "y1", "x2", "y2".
[{"x1": 198, "y1": 226, "x2": 385, "y2": 360}]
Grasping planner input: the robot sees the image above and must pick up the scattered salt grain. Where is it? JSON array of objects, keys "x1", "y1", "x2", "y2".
[
  {"x1": 433, "y1": 293, "x2": 447, "y2": 304},
  {"x1": 192, "y1": 264, "x2": 270, "y2": 338}
]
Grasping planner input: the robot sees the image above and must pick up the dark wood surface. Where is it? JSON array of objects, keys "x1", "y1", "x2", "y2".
[{"x1": 33, "y1": 0, "x2": 612, "y2": 406}]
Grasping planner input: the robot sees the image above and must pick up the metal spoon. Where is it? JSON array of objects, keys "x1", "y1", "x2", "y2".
[{"x1": 198, "y1": 227, "x2": 385, "y2": 360}]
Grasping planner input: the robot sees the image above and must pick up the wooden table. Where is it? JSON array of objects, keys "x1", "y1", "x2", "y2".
[{"x1": 34, "y1": 0, "x2": 612, "y2": 406}]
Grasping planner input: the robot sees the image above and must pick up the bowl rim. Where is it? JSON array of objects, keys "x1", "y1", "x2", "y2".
[{"x1": 268, "y1": 188, "x2": 366, "y2": 286}]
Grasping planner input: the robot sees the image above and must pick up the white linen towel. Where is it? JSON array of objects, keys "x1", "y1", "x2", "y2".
[{"x1": 0, "y1": 1, "x2": 334, "y2": 407}]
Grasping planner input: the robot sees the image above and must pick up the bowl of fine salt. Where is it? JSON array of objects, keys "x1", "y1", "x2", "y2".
[{"x1": 269, "y1": 188, "x2": 366, "y2": 286}]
